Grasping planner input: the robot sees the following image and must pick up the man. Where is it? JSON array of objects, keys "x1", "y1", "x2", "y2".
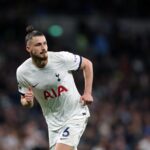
[{"x1": 16, "y1": 25, "x2": 93, "y2": 150}]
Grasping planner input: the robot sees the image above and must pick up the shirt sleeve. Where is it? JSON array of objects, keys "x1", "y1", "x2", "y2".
[
  {"x1": 59, "y1": 51, "x2": 82, "y2": 71},
  {"x1": 16, "y1": 68, "x2": 29, "y2": 95}
]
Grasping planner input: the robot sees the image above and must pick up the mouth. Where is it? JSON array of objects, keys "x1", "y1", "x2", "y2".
[{"x1": 40, "y1": 51, "x2": 47, "y2": 54}]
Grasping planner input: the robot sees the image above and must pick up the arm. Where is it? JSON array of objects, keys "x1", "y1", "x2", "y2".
[
  {"x1": 80, "y1": 57, "x2": 93, "y2": 105},
  {"x1": 17, "y1": 69, "x2": 34, "y2": 108},
  {"x1": 20, "y1": 88, "x2": 34, "y2": 108}
]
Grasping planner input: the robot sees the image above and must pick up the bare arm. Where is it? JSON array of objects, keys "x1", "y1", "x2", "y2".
[
  {"x1": 20, "y1": 88, "x2": 34, "y2": 108},
  {"x1": 80, "y1": 57, "x2": 93, "y2": 105}
]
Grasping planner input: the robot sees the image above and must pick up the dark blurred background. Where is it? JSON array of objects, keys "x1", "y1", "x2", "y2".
[{"x1": 0, "y1": 0, "x2": 150, "y2": 150}]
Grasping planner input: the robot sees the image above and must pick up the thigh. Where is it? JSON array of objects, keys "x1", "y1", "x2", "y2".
[
  {"x1": 55, "y1": 143, "x2": 74, "y2": 150},
  {"x1": 48, "y1": 130, "x2": 59, "y2": 150},
  {"x1": 48, "y1": 117, "x2": 88, "y2": 150},
  {"x1": 48, "y1": 129, "x2": 78, "y2": 150},
  {"x1": 56, "y1": 117, "x2": 88, "y2": 148},
  {"x1": 48, "y1": 127, "x2": 74, "y2": 150}
]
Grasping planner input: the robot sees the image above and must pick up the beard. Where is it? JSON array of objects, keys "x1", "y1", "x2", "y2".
[{"x1": 30, "y1": 51, "x2": 48, "y2": 61}]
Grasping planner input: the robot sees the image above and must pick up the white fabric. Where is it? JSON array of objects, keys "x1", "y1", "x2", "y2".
[
  {"x1": 48, "y1": 116, "x2": 88, "y2": 150},
  {"x1": 16, "y1": 51, "x2": 90, "y2": 130}
]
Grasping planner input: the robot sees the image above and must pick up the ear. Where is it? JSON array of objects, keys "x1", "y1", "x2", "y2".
[
  {"x1": 26, "y1": 41, "x2": 31, "y2": 53},
  {"x1": 26, "y1": 45, "x2": 30, "y2": 52}
]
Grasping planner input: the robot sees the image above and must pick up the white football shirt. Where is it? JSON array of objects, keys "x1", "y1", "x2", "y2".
[{"x1": 16, "y1": 51, "x2": 90, "y2": 130}]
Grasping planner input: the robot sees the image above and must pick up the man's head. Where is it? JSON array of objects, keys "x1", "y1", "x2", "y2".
[{"x1": 25, "y1": 25, "x2": 48, "y2": 61}]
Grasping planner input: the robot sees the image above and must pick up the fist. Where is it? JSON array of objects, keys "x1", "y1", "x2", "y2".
[
  {"x1": 21, "y1": 88, "x2": 34, "y2": 108},
  {"x1": 80, "y1": 93, "x2": 93, "y2": 105},
  {"x1": 25, "y1": 88, "x2": 34, "y2": 102}
]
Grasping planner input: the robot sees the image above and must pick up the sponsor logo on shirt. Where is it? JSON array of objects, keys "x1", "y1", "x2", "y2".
[{"x1": 44, "y1": 85, "x2": 68, "y2": 100}]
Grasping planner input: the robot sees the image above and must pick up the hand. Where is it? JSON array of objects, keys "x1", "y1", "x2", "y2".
[
  {"x1": 80, "y1": 93, "x2": 93, "y2": 105},
  {"x1": 25, "y1": 88, "x2": 34, "y2": 102},
  {"x1": 21, "y1": 88, "x2": 34, "y2": 107}
]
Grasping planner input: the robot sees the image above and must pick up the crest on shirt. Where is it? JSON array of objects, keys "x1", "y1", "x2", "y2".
[{"x1": 55, "y1": 73, "x2": 61, "y2": 82}]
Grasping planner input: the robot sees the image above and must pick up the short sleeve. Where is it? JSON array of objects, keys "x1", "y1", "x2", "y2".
[
  {"x1": 59, "y1": 51, "x2": 82, "y2": 71},
  {"x1": 16, "y1": 68, "x2": 29, "y2": 95}
]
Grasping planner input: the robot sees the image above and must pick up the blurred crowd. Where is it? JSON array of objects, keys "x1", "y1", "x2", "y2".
[{"x1": 0, "y1": 0, "x2": 150, "y2": 150}]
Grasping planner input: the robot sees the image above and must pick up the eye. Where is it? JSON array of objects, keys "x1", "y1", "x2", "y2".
[
  {"x1": 35, "y1": 43, "x2": 42, "y2": 46},
  {"x1": 44, "y1": 41, "x2": 47, "y2": 45}
]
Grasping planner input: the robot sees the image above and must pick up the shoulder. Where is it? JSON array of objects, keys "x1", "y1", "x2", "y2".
[
  {"x1": 48, "y1": 51, "x2": 77, "y2": 60},
  {"x1": 48, "y1": 51, "x2": 69, "y2": 57},
  {"x1": 16, "y1": 58, "x2": 32, "y2": 75},
  {"x1": 48, "y1": 51, "x2": 71, "y2": 62}
]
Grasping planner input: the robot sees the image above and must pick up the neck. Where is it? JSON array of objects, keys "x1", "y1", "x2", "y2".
[{"x1": 32, "y1": 58, "x2": 48, "y2": 68}]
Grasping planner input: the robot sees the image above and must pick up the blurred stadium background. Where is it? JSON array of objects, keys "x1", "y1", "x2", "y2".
[{"x1": 0, "y1": 0, "x2": 150, "y2": 150}]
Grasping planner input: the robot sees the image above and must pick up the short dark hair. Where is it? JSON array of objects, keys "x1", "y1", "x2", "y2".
[{"x1": 25, "y1": 25, "x2": 44, "y2": 44}]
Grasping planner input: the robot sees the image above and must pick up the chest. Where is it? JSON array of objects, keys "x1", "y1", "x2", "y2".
[{"x1": 27, "y1": 67, "x2": 68, "y2": 90}]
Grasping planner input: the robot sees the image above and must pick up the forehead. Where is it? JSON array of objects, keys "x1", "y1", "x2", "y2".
[{"x1": 30, "y1": 36, "x2": 46, "y2": 44}]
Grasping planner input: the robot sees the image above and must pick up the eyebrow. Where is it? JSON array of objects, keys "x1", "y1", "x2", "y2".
[
  {"x1": 34, "y1": 41, "x2": 47, "y2": 46},
  {"x1": 34, "y1": 42, "x2": 42, "y2": 46}
]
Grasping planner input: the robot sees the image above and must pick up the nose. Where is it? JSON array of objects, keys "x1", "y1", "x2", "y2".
[
  {"x1": 41, "y1": 44, "x2": 47, "y2": 51},
  {"x1": 40, "y1": 47, "x2": 47, "y2": 55},
  {"x1": 41, "y1": 44, "x2": 45, "y2": 49}
]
